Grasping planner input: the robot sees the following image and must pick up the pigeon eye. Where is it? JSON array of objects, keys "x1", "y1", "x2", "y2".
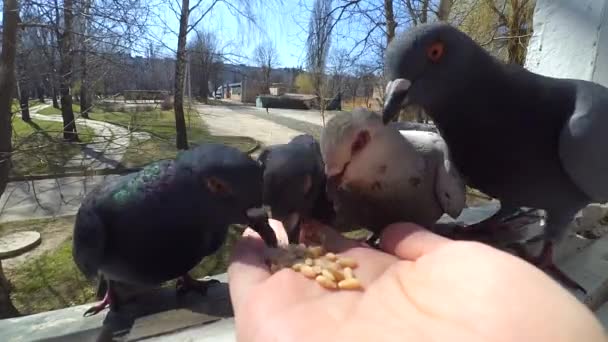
[
  {"x1": 351, "y1": 130, "x2": 370, "y2": 154},
  {"x1": 426, "y1": 41, "x2": 445, "y2": 63}
]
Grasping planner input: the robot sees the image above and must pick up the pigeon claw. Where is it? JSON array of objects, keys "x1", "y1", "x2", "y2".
[
  {"x1": 452, "y1": 214, "x2": 538, "y2": 239},
  {"x1": 176, "y1": 275, "x2": 220, "y2": 296},
  {"x1": 83, "y1": 290, "x2": 113, "y2": 317}
]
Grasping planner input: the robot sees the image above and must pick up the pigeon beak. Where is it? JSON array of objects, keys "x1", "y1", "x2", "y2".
[
  {"x1": 245, "y1": 206, "x2": 278, "y2": 248},
  {"x1": 382, "y1": 78, "x2": 411, "y2": 124},
  {"x1": 276, "y1": 212, "x2": 301, "y2": 244}
]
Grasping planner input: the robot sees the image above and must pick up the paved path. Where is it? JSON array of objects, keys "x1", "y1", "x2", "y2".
[
  {"x1": 196, "y1": 103, "x2": 334, "y2": 145},
  {"x1": 0, "y1": 105, "x2": 149, "y2": 223}
]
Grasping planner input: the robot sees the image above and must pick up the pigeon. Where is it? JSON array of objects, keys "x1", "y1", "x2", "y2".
[
  {"x1": 258, "y1": 134, "x2": 335, "y2": 243},
  {"x1": 72, "y1": 144, "x2": 277, "y2": 316},
  {"x1": 320, "y1": 107, "x2": 466, "y2": 242},
  {"x1": 382, "y1": 22, "x2": 608, "y2": 293}
]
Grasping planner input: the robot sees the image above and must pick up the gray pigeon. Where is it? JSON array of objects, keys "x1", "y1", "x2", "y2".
[
  {"x1": 320, "y1": 108, "x2": 466, "y2": 241},
  {"x1": 382, "y1": 22, "x2": 608, "y2": 293},
  {"x1": 258, "y1": 134, "x2": 335, "y2": 243}
]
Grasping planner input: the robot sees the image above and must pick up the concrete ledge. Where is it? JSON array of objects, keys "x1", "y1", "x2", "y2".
[{"x1": 0, "y1": 274, "x2": 233, "y2": 342}]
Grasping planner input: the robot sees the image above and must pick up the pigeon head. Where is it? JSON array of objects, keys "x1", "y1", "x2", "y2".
[
  {"x1": 177, "y1": 144, "x2": 277, "y2": 247},
  {"x1": 382, "y1": 22, "x2": 488, "y2": 124},
  {"x1": 258, "y1": 140, "x2": 323, "y2": 240},
  {"x1": 320, "y1": 108, "x2": 393, "y2": 198}
]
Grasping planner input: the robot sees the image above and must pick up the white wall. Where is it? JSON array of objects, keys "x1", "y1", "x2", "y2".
[{"x1": 525, "y1": 0, "x2": 608, "y2": 86}]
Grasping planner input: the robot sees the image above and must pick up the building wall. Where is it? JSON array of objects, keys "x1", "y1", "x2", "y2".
[{"x1": 525, "y1": 0, "x2": 608, "y2": 86}]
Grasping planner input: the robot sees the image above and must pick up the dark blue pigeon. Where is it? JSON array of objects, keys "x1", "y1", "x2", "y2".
[
  {"x1": 258, "y1": 134, "x2": 335, "y2": 243},
  {"x1": 382, "y1": 22, "x2": 608, "y2": 293},
  {"x1": 73, "y1": 144, "x2": 276, "y2": 316}
]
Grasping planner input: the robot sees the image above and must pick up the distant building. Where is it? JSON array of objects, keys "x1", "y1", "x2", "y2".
[
  {"x1": 215, "y1": 80, "x2": 265, "y2": 103},
  {"x1": 269, "y1": 83, "x2": 296, "y2": 96}
]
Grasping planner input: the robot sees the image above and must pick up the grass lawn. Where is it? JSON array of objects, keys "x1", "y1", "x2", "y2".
[
  {"x1": 1, "y1": 216, "x2": 244, "y2": 315},
  {"x1": 37, "y1": 103, "x2": 258, "y2": 167},
  {"x1": 11, "y1": 118, "x2": 96, "y2": 176},
  {"x1": 87, "y1": 107, "x2": 258, "y2": 168},
  {"x1": 11, "y1": 99, "x2": 44, "y2": 114}
]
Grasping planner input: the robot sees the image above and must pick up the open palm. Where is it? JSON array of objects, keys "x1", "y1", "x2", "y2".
[{"x1": 228, "y1": 221, "x2": 606, "y2": 342}]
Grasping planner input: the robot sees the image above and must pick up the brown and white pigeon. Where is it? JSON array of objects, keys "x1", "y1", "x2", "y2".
[{"x1": 320, "y1": 108, "x2": 466, "y2": 243}]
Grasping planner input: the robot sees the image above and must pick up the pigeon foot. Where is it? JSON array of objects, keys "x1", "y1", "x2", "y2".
[
  {"x1": 176, "y1": 274, "x2": 220, "y2": 296},
  {"x1": 83, "y1": 290, "x2": 115, "y2": 317},
  {"x1": 453, "y1": 212, "x2": 538, "y2": 239}
]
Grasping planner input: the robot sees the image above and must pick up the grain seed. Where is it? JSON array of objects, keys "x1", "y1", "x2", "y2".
[
  {"x1": 316, "y1": 275, "x2": 338, "y2": 289},
  {"x1": 300, "y1": 265, "x2": 317, "y2": 278},
  {"x1": 312, "y1": 265, "x2": 322, "y2": 275},
  {"x1": 343, "y1": 267, "x2": 354, "y2": 280},
  {"x1": 321, "y1": 269, "x2": 336, "y2": 282},
  {"x1": 337, "y1": 257, "x2": 358, "y2": 268},
  {"x1": 324, "y1": 252, "x2": 337, "y2": 261},
  {"x1": 338, "y1": 278, "x2": 362, "y2": 290},
  {"x1": 308, "y1": 246, "x2": 325, "y2": 258}
]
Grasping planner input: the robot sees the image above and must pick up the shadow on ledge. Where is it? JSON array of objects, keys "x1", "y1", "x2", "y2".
[{"x1": 0, "y1": 274, "x2": 234, "y2": 342}]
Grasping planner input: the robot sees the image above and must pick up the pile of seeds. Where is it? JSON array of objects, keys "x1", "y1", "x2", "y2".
[{"x1": 265, "y1": 244, "x2": 362, "y2": 291}]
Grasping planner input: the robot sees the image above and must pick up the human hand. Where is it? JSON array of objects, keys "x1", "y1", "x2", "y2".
[{"x1": 228, "y1": 220, "x2": 607, "y2": 342}]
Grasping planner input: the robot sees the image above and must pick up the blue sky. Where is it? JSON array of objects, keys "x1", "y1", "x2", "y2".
[{"x1": 152, "y1": 0, "x2": 316, "y2": 68}]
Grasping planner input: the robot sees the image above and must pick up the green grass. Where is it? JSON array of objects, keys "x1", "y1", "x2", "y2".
[
  {"x1": 37, "y1": 103, "x2": 258, "y2": 168},
  {"x1": 10, "y1": 238, "x2": 97, "y2": 314},
  {"x1": 3, "y1": 215, "x2": 244, "y2": 315},
  {"x1": 11, "y1": 117, "x2": 96, "y2": 176},
  {"x1": 88, "y1": 108, "x2": 258, "y2": 168},
  {"x1": 11, "y1": 99, "x2": 43, "y2": 114}
]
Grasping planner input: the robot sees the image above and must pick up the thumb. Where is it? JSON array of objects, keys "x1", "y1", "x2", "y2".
[{"x1": 379, "y1": 222, "x2": 452, "y2": 261}]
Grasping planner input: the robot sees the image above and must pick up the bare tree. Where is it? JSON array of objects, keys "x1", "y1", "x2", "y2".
[
  {"x1": 0, "y1": 0, "x2": 21, "y2": 319},
  {"x1": 253, "y1": 41, "x2": 279, "y2": 94},
  {"x1": 306, "y1": 0, "x2": 334, "y2": 125},
  {"x1": 188, "y1": 29, "x2": 222, "y2": 103},
  {"x1": 55, "y1": 0, "x2": 79, "y2": 141},
  {"x1": 452, "y1": 0, "x2": 534, "y2": 65},
  {"x1": 170, "y1": 0, "x2": 271, "y2": 150},
  {"x1": 327, "y1": 48, "x2": 352, "y2": 97},
  {"x1": 77, "y1": 0, "x2": 93, "y2": 118},
  {"x1": 385, "y1": 0, "x2": 397, "y2": 43}
]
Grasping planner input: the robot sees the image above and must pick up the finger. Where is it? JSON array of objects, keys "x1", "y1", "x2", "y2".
[
  {"x1": 228, "y1": 228, "x2": 271, "y2": 315},
  {"x1": 379, "y1": 222, "x2": 452, "y2": 261}
]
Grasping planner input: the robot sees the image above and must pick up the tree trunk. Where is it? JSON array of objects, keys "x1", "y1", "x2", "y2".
[
  {"x1": 0, "y1": 0, "x2": 21, "y2": 319},
  {"x1": 19, "y1": 83, "x2": 31, "y2": 122},
  {"x1": 173, "y1": 0, "x2": 190, "y2": 150},
  {"x1": 16, "y1": 48, "x2": 30, "y2": 122},
  {"x1": 58, "y1": 0, "x2": 79, "y2": 141},
  {"x1": 384, "y1": 0, "x2": 396, "y2": 44},
  {"x1": 79, "y1": 0, "x2": 91, "y2": 118},
  {"x1": 51, "y1": 83, "x2": 60, "y2": 108},
  {"x1": 37, "y1": 85, "x2": 45, "y2": 102},
  {"x1": 198, "y1": 65, "x2": 209, "y2": 103},
  {"x1": 437, "y1": 0, "x2": 453, "y2": 21}
]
